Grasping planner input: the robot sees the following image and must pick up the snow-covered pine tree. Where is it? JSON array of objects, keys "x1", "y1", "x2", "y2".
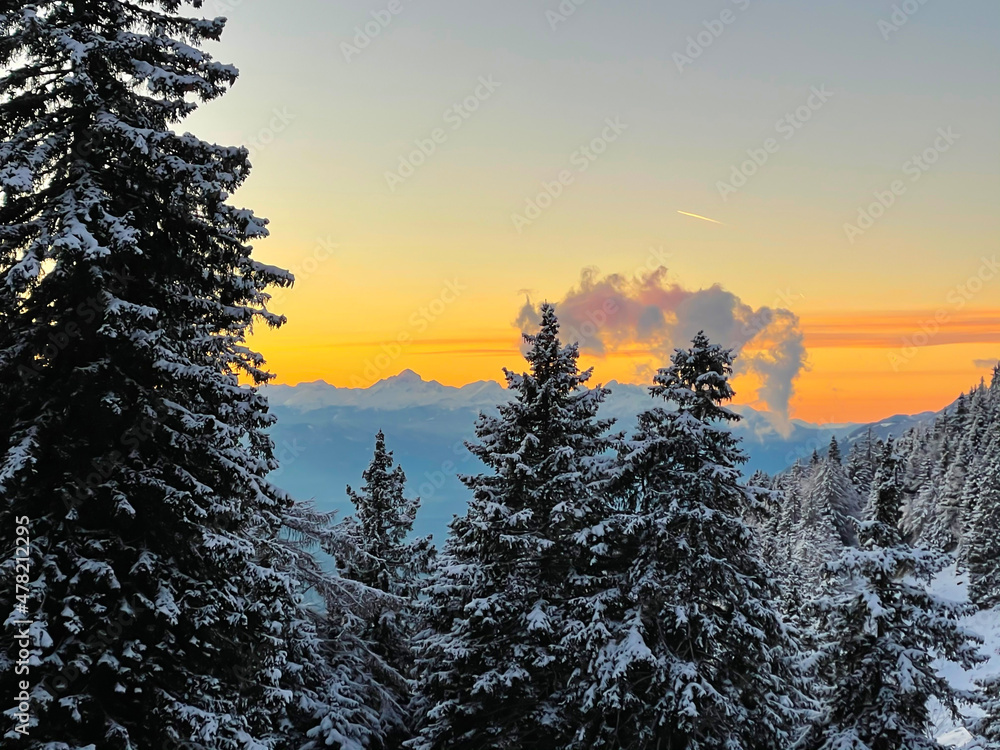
[
  {"x1": 800, "y1": 436, "x2": 863, "y2": 547},
  {"x1": 771, "y1": 469, "x2": 815, "y2": 610},
  {"x1": 965, "y1": 432, "x2": 1000, "y2": 609},
  {"x1": 749, "y1": 465, "x2": 818, "y2": 618},
  {"x1": 762, "y1": 437, "x2": 861, "y2": 591},
  {"x1": 409, "y1": 303, "x2": 615, "y2": 750},
  {"x1": 790, "y1": 490, "x2": 843, "y2": 584},
  {"x1": 342, "y1": 431, "x2": 433, "y2": 594},
  {"x1": 0, "y1": 3, "x2": 346, "y2": 748},
  {"x1": 264, "y1": 501, "x2": 402, "y2": 750},
  {"x1": 778, "y1": 462, "x2": 807, "y2": 535},
  {"x1": 585, "y1": 332, "x2": 804, "y2": 750},
  {"x1": 828, "y1": 435, "x2": 842, "y2": 464},
  {"x1": 913, "y1": 395, "x2": 973, "y2": 550},
  {"x1": 846, "y1": 428, "x2": 879, "y2": 499},
  {"x1": 795, "y1": 440, "x2": 984, "y2": 750},
  {"x1": 972, "y1": 673, "x2": 1000, "y2": 749},
  {"x1": 748, "y1": 469, "x2": 790, "y2": 576},
  {"x1": 901, "y1": 438, "x2": 942, "y2": 545},
  {"x1": 336, "y1": 430, "x2": 434, "y2": 745},
  {"x1": 955, "y1": 382, "x2": 998, "y2": 561},
  {"x1": 925, "y1": 436, "x2": 973, "y2": 552},
  {"x1": 967, "y1": 366, "x2": 1000, "y2": 749}
]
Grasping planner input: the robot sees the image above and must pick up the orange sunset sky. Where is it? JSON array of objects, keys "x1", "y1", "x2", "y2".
[{"x1": 186, "y1": 1, "x2": 999, "y2": 424}]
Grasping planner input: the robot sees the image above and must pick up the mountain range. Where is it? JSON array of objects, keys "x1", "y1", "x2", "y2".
[{"x1": 263, "y1": 370, "x2": 941, "y2": 540}]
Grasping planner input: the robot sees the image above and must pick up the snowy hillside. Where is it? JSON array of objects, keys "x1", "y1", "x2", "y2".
[
  {"x1": 758, "y1": 371, "x2": 1000, "y2": 749},
  {"x1": 932, "y1": 565, "x2": 1000, "y2": 747}
]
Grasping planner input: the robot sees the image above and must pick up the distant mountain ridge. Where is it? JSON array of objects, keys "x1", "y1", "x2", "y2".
[
  {"x1": 263, "y1": 371, "x2": 942, "y2": 539},
  {"x1": 265, "y1": 370, "x2": 505, "y2": 412}
]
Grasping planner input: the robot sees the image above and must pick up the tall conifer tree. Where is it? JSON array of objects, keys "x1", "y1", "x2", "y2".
[
  {"x1": 801, "y1": 439, "x2": 862, "y2": 547},
  {"x1": 409, "y1": 304, "x2": 614, "y2": 750},
  {"x1": 336, "y1": 430, "x2": 434, "y2": 746},
  {"x1": 584, "y1": 332, "x2": 804, "y2": 750},
  {"x1": 964, "y1": 433, "x2": 1000, "y2": 609},
  {"x1": 846, "y1": 428, "x2": 879, "y2": 499},
  {"x1": 0, "y1": 3, "x2": 338, "y2": 748}
]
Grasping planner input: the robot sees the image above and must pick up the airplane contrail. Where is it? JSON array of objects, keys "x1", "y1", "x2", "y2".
[{"x1": 677, "y1": 210, "x2": 724, "y2": 225}]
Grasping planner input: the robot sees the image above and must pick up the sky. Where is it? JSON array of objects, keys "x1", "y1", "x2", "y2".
[{"x1": 186, "y1": 0, "x2": 1000, "y2": 424}]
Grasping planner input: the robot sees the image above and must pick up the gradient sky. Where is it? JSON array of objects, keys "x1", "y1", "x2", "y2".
[{"x1": 186, "y1": 0, "x2": 1000, "y2": 423}]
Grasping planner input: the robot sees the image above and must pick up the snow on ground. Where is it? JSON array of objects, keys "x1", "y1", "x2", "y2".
[{"x1": 929, "y1": 563, "x2": 1000, "y2": 746}]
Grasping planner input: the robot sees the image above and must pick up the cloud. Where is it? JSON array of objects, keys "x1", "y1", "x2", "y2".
[
  {"x1": 973, "y1": 358, "x2": 999, "y2": 369},
  {"x1": 514, "y1": 267, "x2": 807, "y2": 422}
]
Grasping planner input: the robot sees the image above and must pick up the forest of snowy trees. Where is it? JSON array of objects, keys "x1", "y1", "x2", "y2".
[{"x1": 1, "y1": 2, "x2": 998, "y2": 749}]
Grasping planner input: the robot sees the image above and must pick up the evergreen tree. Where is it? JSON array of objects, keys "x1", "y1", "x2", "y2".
[
  {"x1": 754, "y1": 468, "x2": 814, "y2": 610},
  {"x1": 336, "y1": 430, "x2": 434, "y2": 746},
  {"x1": 801, "y1": 442, "x2": 863, "y2": 547},
  {"x1": 926, "y1": 438, "x2": 972, "y2": 552},
  {"x1": 271, "y1": 502, "x2": 401, "y2": 750},
  {"x1": 828, "y1": 435, "x2": 842, "y2": 464},
  {"x1": 795, "y1": 441, "x2": 984, "y2": 750},
  {"x1": 409, "y1": 304, "x2": 615, "y2": 750},
  {"x1": 749, "y1": 470, "x2": 791, "y2": 580},
  {"x1": 778, "y1": 464, "x2": 806, "y2": 535},
  {"x1": 584, "y1": 332, "x2": 804, "y2": 750},
  {"x1": 965, "y1": 433, "x2": 1000, "y2": 609},
  {"x1": 902, "y1": 383, "x2": 992, "y2": 553},
  {"x1": 972, "y1": 673, "x2": 1000, "y2": 749},
  {"x1": 846, "y1": 428, "x2": 878, "y2": 499},
  {"x1": 342, "y1": 429, "x2": 434, "y2": 604},
  {"x1": 790, "y1": 492, "x2": 843, "y2": 583},
  {"x1": 0, "y1": 3, "x2": 354, "y2": 747},
  {"x1": 901, "y1": 446, "x2": 942, "y2": 546},
  {"x1": 763, "y1": 441, "x2": 861, "y2": 593}
]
